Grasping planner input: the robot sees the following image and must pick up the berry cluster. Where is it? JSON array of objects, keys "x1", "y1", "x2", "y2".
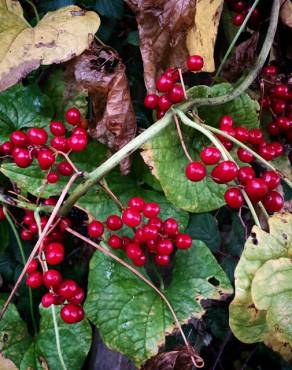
[
  {"x1": 226, "y1": 0, "x2": 261, "y2": 28},
  {"x1": 0, "y1": 108, "x2": 88, "y2": 184},
  {"x1": 185, "y1": 115, "x2": 284, "y2": 213},
  {"x1": 144, "y1": 55, "x2": 204, "y2": 119},
  {"x1": 87, "y1": 197, "x2": 193, "y2": 267}
]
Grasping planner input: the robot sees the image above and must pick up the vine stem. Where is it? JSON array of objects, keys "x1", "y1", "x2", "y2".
[
  {"x1": 0, "y1": 193, "x2": 51, "y2": 212},
  {"x1": 173, "y1": 114, "x2": 193, "y2": 162},
  {"x1": 214, "y1": 0, "x2": 261, "y2": 79},
  {"x1": 25, "y1": 0, "x2": 40, "y2": 23},
  {"x1": 2, "y1": 207, "x2": 37, "y2": 334},
  {"x1": 99, "y1": 179, "x2": 124, "y2": 210},
  {"x1": 66, "y1": 227, "x2": 204, "y2": 369},
  {"x1": 0, "y1": 172, "x2": 81, "y2": 319}
]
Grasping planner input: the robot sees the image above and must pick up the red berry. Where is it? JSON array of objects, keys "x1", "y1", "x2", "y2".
[
  {"x1": 47, "y1": 172, "x2": 59, "y2": 184},
  {"x1": 158, "y1": 95, "x2": 172, "y2": 111},
  {"x1": 142, "y1": 225, "x2": 158, "y2": 241},
  {"x1": 157, "y1": 239, "x2": 173, "y2": 255},
  {"x1": 57, "y1": 161, "x2": 73, "y2": 176},
  {"x1": 108, "y1": 235, "x2": 122, "y2": 249},
  {"x1": 2, "y1": 141, "x2": 13, "y2": 154},
  {"x1": 43, "y1": 197, "x2": 57, "y2": 206},
  {"x1": 51, "y1": 136, "x2": 68, "y2": 152},
  {"x1": 122, "y1": 208, "x2": 141, "y2": 228},
  {"x1": 237, "y1": 148, "x2": 255, "y2": 163},
  {"x1": 134, "y1": 228, "x2": 144, "y2": 243},
  {"x1": 211, "y1": 161, "x2": 238, "y2": 183},
  {"x1": 271, "y1": 99, "x2": 286, "y2": 114},
  {"x1": 221, "y1": 139, "x2": 233, "y2": 151},
  {"x1": 169, "y1": 85, "x2": 184, "y2": 103},
  {"x1": 21, "y1": 229, "x2": 34, "y2": 241},
  {"x1": 126, "y1": 243, "x2": 142, "y2": 260},
  {"x1": 269, "y1": 142, "x2": 283, "y2": 157},
  {"x1": 262, "y1": 65, "x2": 277, "y2": 75},
  {"x1": 147, "y1": 217, "x2": 163, "y2": 230},
  {"x1": 72, "y1": 127, "x2": 87, "y2": 136},
  {"x1": 268, "y1": 122, "x2": 280, "y2": 136},
  {"x1": 260, "y1": 171, "x2": 280, "y2": 190},
  {"x1": 50, "y1": 121, "x2": 66, "y2": 136},
  {"x1": 13, "y1": 148, "x2": 32, "y2": 168},
  {"x1": 163, "y1": 67, "x2": 180, "y2": 83},
  {"x1": 235, "y1": 126, "x2": 249, "y2": 142},
  {"x1": 163, "y1": 218, "x2": 179, "y2": 236},
  {"x1": 248, "y1": 128, "x2": 263, "y2": 145},
  {"x1": 156, "y1": 110, "x2": 166, "y2": 120},
  {"x1": 273, "y1": 84, "x2": 289, "y2": 99},
  {"x1": 244, "y1": 178, "x2": 268, "y2": 201},
  {"x1": 258, "y1": 144, "x2": 275, "y2": 161},
  {"x1": 155, "y1": 254, "x2": 170, "y2": 266},
  {"x1": 185, "y1": 161, "x2": 206, "y2": 182},
  {"x1": 26, "y1": 271, "x2": 43, "y2": 288},
  {"x1": 146, "y1": 240, "x2": 157, "y2": 253},
  {"x1": 156, "y1": 75, "x2": 173, "y2": 93},
  {"x1": 37, "y1": 149, "x2": 55, "y2": 170},
  {"x1": 231, "y1": 1, "x2": 246, "y2": 12},
  {"x1": 262, "y1": 191, "x2": 284, "y2": 213},
  {"x1": 233, "y1": 13, "x2": 245, "y2": 26},
  {"x1": 224, "y1": 187, "x2": 244, "y2": 209},
  {"x1": 276, "y1": 116, "x2": 291, "y2": 131},
  {"x1": 200, "y1": 146, "x2": 221, "y2": 165},
  {"x1": 219, "y1": 116, "x2": 234, "y2": 130},
  {"x1": 60, "y1": 304, "x2": 84, "y2": 324},
  {"x1": 29, "y1": 222, "x2": 38, "y2": 234},
  {"x1": 59, "y1": 218, "x2": 72, "y2": 232},
  {"x1": 10, "y1": 130, "x2": 28, "y2": 147},
  {"x1": 144, "y1": 94, "x2": 159, "y2": 109},
  {"x1": 65, "y1": 108, "x2": 81, "y2": 125},
  {"x1": 26, "y1": 259, "x2": 38, "y2": 273},
  {"x1": 67, "y1": 134, "x2": 87, "y2": 152},
  {"x1": 57, "y1": 279, "x2": 78, "y2": 298},
  {"x1": 43, "y1": 269, "x2": 62, "y2": 288},
  {"x1": 68, "y1": 287, "x2": 85, "y2": 305},
  {"x1": 106, "y1": 215, "x2": 123, "y2": 230},
  {"x1": 186, "y1": 55, "x2": 204, "y2": 71},
  {"x1": 143, "y1": 202, "x2": 160, "y2": 218},
  {"x1": 45, "y1": 242, "x2": 65, "y2": 265},
  {"x1": 238, "y1": 166, "x2": 256, "y2": 185},
  {"x1": 27, "y1": 128, "x2": 48, "y2": 146},
  {"x1": 176, "y1": 233, "x2": 192, "y2": 249},
  {"x1": 132, "y1": 254, "x2": 146, "y2": 267},
  {"x1": 41, "y1": 292, "x2": 55, "y2": 308},
  {"x1": 88, "y1": 220, "x2": 104, "y2": 238},
  {"x1": 128, "y1": 197, "x2": 144, "y2": 212}
]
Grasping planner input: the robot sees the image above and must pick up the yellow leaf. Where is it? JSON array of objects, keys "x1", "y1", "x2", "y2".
[
  {"x1": 186, "y1": 0, "x2": 224, "y2": 72},
  {"x1": 0, "y1": 1, "x2": 100, "y2": 92}
]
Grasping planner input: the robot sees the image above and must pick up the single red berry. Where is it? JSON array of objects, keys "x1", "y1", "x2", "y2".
[
  {"x1": 65, "y1": 107, "x2": 81, "y2": 125},
  {"x1": 219, "y1": 115, "x2": 234, "y2": 130},
  {"x1": 59, "y1": 218, "x2": 72, "y2": 232},
  {"x1": 276, "y1": 116, "x2": 291, "y2": 131},
  {"x1": 57, "y1": 279, "x2": 78, "y2": 298},
  {"x1": 176, "y1": 234, "x2": 192, "y2": 249},
  {"x1": 273, "y1": 84, "x2": 289, "y2": 99},
  {"x1": 156, "y1": 75, "x2": 173, "y2": 93},
  {"x1": 224, "y1": 187, "x2": 244, "y2": 209},
  {"x1": 237, "y1": 148, "x2": 255, "y2": 163},
  {"x1": 2, "y1": 141, "x2": 13, "y2": 155},
  {"x1": 122, "y1": 208, "x2": 142, "y2": 228},
  {"x1": 257, "y1": 144, "x2": 275, "y2": 161},
  {"x1": 268, "y1": 122, "x2": 280, "y2": 136},
  {"x1": 200, "y1": 146, "x2": 221, "y2": 165},
  {"x1": 211, "y1": 161, "x2": 238, "y2": 183},
  {"x1": 68, "y1": 287, "x2": 85, "y2": 305},
  {"x1": 43, "y1": 197, "x2": 57, "y2": 206},
  {"x1": 244, "y1": 178, "x2": 268, "y2": 201},
  {"x1": 144, "y1": 94, "x2": 159, "y2": 109},
  {"x1": 221, "y1": 139, "x2": 233, "y2": 151},
  {"x1": 269, "y1": 142, "x2": 283, "y2": 157},
  {"x1": 158, "y1": 95, "x2": 172, "y2": 111},
  {"x1": 147, "y1": 217, "x2": 163, "y2": 230},
  {"x1": 271, "y1": 99, "x2": 286, "y2": 114},
  {"x1": 26, "y1": 271, "x2": 43, "y2": 288},
  {"x1": 248, "y1": 128, "x2": 263, "y2": 145},
  {"x1": 50, "y1": 121, "x2": 66, "y2": 136},
  {"x1": 0, "y1": 206, "x2": 5, "y2": 221},
  {"x1": 26, "y1": 259, "x2": 38, "y2": 273},
  {"x1": 169, "y1": 85, "x2": 184, "y2": 103},
  {"x1": 20, "y1": 229, "x2": 34, "y2": 241},
  {"x1": 47, "y1": 172, "x2": 59, "y2": 184},
  {"x1": 51, "y1": 136, "x2": 68, "y2": 152},
  {"x1": 37, "y1": 149, "x2": 55, "y2": 170},
  {"x1": 23, "y1": 211, "x2": 34, "y2": 225},
  {"x1": 10, "y1": 130, "x2": 28, "y2": 147},
  {"x1": 60, "y1": 304, "x2": 84, "y2": 324},
  {"x1": 231, "y1": 1, "x2": 246, "y2": 12},
  {"x1": 156, "y1": 110, "x2": 166, "y2": 120},
  {"x1": 143, "y1": 202, "x2": 160, "y2": 218},
  {"x1": 126, "y1": 242, "x2": 142, "y2": 260},
  {"x1": 262, "y1": 191, "x2": 284, "y2": 213},
  {"x1": 247, "y1": 8, "x2": 261, "y2": 29},
  {"x1": 134, "y1": 227, "x2": 144, "y2": 243},
  {"x1": 233, "y1": 13, "x2": 245, "y2": 26},
  {"x1": 262, "y1": 65, "x2": 277, "y2": 75},
  {"x1": 27, "y1": 128, "x2": 48, "y2": 146},
  {"x1": 88, "y1": 220, "x2": 104, "y2": 238},
  {"x1": 186, "y1": 55, "x2": 204, "y2": 71},
  {"x1": 45, "y1": 242, "x2": 65, "y2": 265},
  {"x1": 29, "y1": 222, "x2": 38, "y2": 234},
  {"x1": 155, "y1": 254, "x2": 170, "y2": 266},
  {"x1": 72, "y1": 127, "x2": 87, "y2": 137},
  {"x1": 235, "y1": 126, "x2": 249, "y2": 142},
  {"x1": 146, "y1": 240, "x2": 158, "y2": 253},
  {"x1": 128, "y1": 197, "x2": 144, "y2": 212},
  {"x1": 260, "y1": 171, "x2": 280, "y2": 190},
  {"x1": 57, "y1": 161, "x2": 73, "y2": 176},
  {"x1": 132, "y1": 254, "x2": 146, "y2": 267},
  {"x1": 41, "y1": 292, "x2": 55, "y2": 308},
  {"x1": 163, "y1": 218, "x2": 179, "y2": 236},
  {"x1": 106, "y1": 215, "x2": 123, "y2": 230},
  {"x1": 238, "y1": 166, "x2": 256, "y2": 185},
  {"x1": 108, "y1": 235, "x2": 122, "y2": 249},
  {"x1": 157, "y1": 239, "x2": 173, "y2": 255},
  {"x1": 185, "y1": 161, "x2": 206, "y2": 182},
  {"x1": 13, "y1": 148, "x2": 32, "y2": 168},
  {"x1": 43, "y1": 270, "x2": 62, "y2": 288},
  {"x1": 142, "y1": 225, "x2": 159, "y2": 241},
  {"x1": 163, "y1": 67, "x2": 180, "y2": 82},
  {"x1": 67, "y1": 134, "x2": 87, "y2": 152}
]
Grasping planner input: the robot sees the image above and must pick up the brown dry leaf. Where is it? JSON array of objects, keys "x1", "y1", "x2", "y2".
[
  {"x1": 0, "y1": 354, "x2": 18, "y2": 370},
  {"x1": 280, "y1": 0, "x2": 292, "y2": 28},
  {"x1": 186, "y1": 0, "x2": 224, "y2": 72},
  {"x1": 221, "y1": 32, "x2": 259, "y2": 81},
  {"x1": 0, "y1": 1, "x2": 100, "y2": 92},
  {"x1": 125, "y1": 0, "x2": 196, "y2": 92},
  {"x1": 66, "y1": 43, "x2": 137, "y2": 173}
]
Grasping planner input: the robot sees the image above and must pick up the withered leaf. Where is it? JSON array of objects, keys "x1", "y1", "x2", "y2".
[
  {"x1": 125, "y1": 0, "x2": 196, "y2": 92},
  {"x1": 221, "y1": 32, "x2": 259, "y2": 81},
  {"x1": 66, "y1": 43, "x2": 137, "y2": 173},
  {"x1": 280, "y1": 0, "x2": 292, "y2": 28}
]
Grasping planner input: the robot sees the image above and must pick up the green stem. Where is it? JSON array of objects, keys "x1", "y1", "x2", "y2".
[
  {"x1": 25, "y1": 0, "x2": 40, "y2": 23},
  {"x1": 0, "y1": 193, "x2": 52, "y2": 212},
  {"x1": 3, "y1": 207, "x2": 37, "y2": 334},
  {"x1": 214, "y1": 0, "x2": 261, "y2": 79}
]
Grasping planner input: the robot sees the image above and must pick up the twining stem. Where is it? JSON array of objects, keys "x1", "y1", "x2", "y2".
[
  {"x1": 173, "y1": 114, "x2": 193, "y2": 162},
  {"x1": 3, "y1": 207, "x2": 37, "y2": 334},
  {"x1": 0, "y1": 173, "x2": 81, "y2": 319},
  {"x1": 0, "y1": 193, "x2": 51, "y2": 212},
  {"x1": 99, "y1": 179, "x2": 124, "y2": 210},
  {"x1": 214, "y1": 0, "x2": 261, "y2": 79},
  {"x1": 66, "y1": 227, "x2": 204, "y2": 368},
  {"x1": 25, "y1": 0, "x2": 40, "y2": 23}
]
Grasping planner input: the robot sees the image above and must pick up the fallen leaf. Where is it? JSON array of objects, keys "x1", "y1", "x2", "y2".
[
  {"x1": 124, "y1": 0, "x2": 196, "y2": 92},
  {"x1": 186, "y1": 0, "x2": 224, "y2": 72},
  {"x1": 0, "y1": 1, "x2": 100, "y2": 92},
  {"x1": 0, "y1": 354, "x2": 18, "y2": 370},
  {"x1": 66, "y1": 43, "x2": 137, "y2": 174},
  {"x1": 280, "y1": 0, "x2": 292, "y2": 28},
  {"x1": 221, "y1": 32, "x2": 259, "y2": 81}
]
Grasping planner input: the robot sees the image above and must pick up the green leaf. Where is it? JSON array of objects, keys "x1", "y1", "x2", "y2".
[
  {"x1": 0, "y1": 84, "x2": 53, "y2": 143},
  {"x1": 229, "y1": 212, "x2": 292, "y2": 362},
  {"x1": 187, "y1": 213, "x2": 221, "y2": 252},
  {"x1": 226, "y1": 213, "x2": 245, "y2": 257},
  {"x1": 20, "y1": 342, "x2": 43, "y2": 370},
  {"x1": 0, "y1": 220, "x2": 9, "y2": 253},
  {"x1": 85, "y1": 241, "x2": 232, "y2": 366}
]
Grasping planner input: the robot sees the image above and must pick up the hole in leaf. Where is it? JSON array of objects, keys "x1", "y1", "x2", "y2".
[{"x1": 208, "y1": 277, "x2": 220, "y2": 286}]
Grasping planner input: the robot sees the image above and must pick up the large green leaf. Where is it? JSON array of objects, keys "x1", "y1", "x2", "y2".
[
  {"x1": 0, "y1": 84, "x2": 53, "y2": 143},
  {"x1": 229, "y1": 212, "x2": 292, "y2": 362},
  {"x1": 85, "y1": 241, "x2": 232, "y2": 366}
]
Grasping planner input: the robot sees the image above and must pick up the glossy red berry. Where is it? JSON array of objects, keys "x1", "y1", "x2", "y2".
[
  {"x1": 51, "y1": 136, "x2": 68, "y2": 152},
  {"x1": 143, "y1": 202, "x2": 160, "y2": 218},
  {"x1": 268, "y1": 122, "x2": 280, "y2": 136},
  {"x1": 88, "y1": 220, "x2": 104, "y2": 238},
  {"x1": 41, "y1": 292, "x2": 55, "y2": 308},
  {"x1": 262, "y1": 65, "x2": 277, "y2": 75},
  {"x1": 26, "y1": 271, "x2": 43, "y2": 288},
  {"x1": 133, "y1": 254, "x2": 146, "y2": 267},
  {"x1": 43, "y1": 197, "x2": 57, "y2": 206},
  {"x1": 258, "y1": 144, "x2": 275, "y2": 161},
  {"x1": 186, "y1": 55, "x2": 204, "y2": 71},
  {"x1": 10, "y1": 130, "x2": 28, "y2": 147},
  {"x1": 235, "y1": 126, "x2": 249, "y2": 142},
  {"x1": 147, "y1": 217, "x2": 163, "y2": 230},
  {"x1": 2, "y1": 141, "x2": 13, "y2": 155},
  {"x1": 144, "y1": 94, "x2": 159, "y2": 109},
  {"x1": 65, "y1": 107, "x2": 81, "y2": 125},
  {"x1": 57, "y1": 279, "x2": 78, "y2": 298},
  {"x1": 164, "y1": 67, "x2": 180, "y2": 83},
  {"x1": 157, "y1": 239, "x2": 173, "y2": 255},
  {"x1": 163, "y1": 218, "x2": 179, "y2": 236},
  {"x1": 237, "y1": 148, "x2": 255, "y2": 163},
  {"x1": 272, "y1": 99, "x2": 286, "y2": 114},
  {"x1": 45, "y1": 242, "x2": 65, "y2": 265},
  {"x1": 146, "y1": 240, "x2": 157, "y2": 253},
  {"x1": 200, "y1": 146, "x2": 221, "y2": 165},
  {"x1": 68, "y1": 287, "x2": 85, "y2": 305},
  {"x1": 47, "y1": 172, "x2": 59, "y2": 184},
  {"x1": 224, "y1": 187, "x2": 244, "y2": 209},
  {"x1": 59, "y1": 218, "x2": 72, "y2": 232},
  {"x1": 57, "y1": 161, "x2": 73, "y2": 176},
  {"x1": 262, "y1": 191, "x2": 284, "y2": 213},
  {"x1": 238, "y1": 166, "x2": 256, "y2": 185},
  {"x1": 273, "y1": 84, "x2": 289, "y2": 99},
  {"x1": 219, "y1": 115, "x2": 234, "y2": 130},
  {"x1": 67, "y1": 134, "x2": 87, "y2": 152},
  {"x1": 142, "y1": 225, "x2": 158, "y2": 241},
  {"x1": 211, "y1": 161, "x2": 238, "y2": 183},
  {"x1": 60, "y1": 304, "x2": 84, "y2": 324},
  {"x1": 72, "y1": 127, "x2": 87, "y2": 136},
  {"x1": 27, "y1": 128, "x2": 48, "y2": 146},
  {"x1": 43, "y1": 269, "x2": 62, "y2": 288},
  {"x1": 20, "y1": 229, "x2": 34, "y2": 241},
  {"x1": 26, "y1": 259, "x2": 38, "y2": 273},
  {"x1": 108, "y1": 235, "x2": 122, "y2": 249},
  {"x1": 276, "y1": 116, "x2": 291, "y2": 131},
  {"x1": 269, "y1": 142, "x2": 283, "y2": 157},
  {"x1": 106, "y1": 215, "x2": 123, "y2": 230},
  {"x1": 122, "y1": 208, "x2": 142, "y2": 228},
  {"x1": 176, "y1": 233, "x2": 192, "y2": 249},
  {"x1": 185, "y1": 161, "x2": 206, "y2": 182},
  {"x1": 155, "y1": 254, "x2": 170, "y2": 266},
  {"x1": 156, "y1": 110, "x2": 166, "y2": 120},
  {"x1": 231, "y1": 1, "x2": 246, "y2": 12},
  {"x1": 128, "y1": 197, "x2": 144, "y2": 211},
  {"x1": 233, "y1": 13, "x2": 245, "y2": 26},
  {"x1": 156, "y1": 75, "x2": 173, "y2": 93},
  {"x1": 248, "y1": 128, "x2": 263, "y2": 145},
  {"x1": 13, "y1": 148, "x2": 32, "y2": 168},
  {"x1": 169, "y1": 85, "x2": 184, "y2": 103},
  {"x1": 260, "y1": 171, "x2": 280, "y2": 190},
  {"x1": 37, "y1": 149, "x2": 55, "y2": 170},
  {"x1": 50, "y1": 121, "x2": 66, "y2": 136},
  {"x1": 126, "y1": 243, "x2": 142, "y2": 260},
  {"x1": 244, "y1": 178, "x2": 268, "y2": 201},
  {"x1": 158, "y1": 95, "x2": 172, "y2": 111}
]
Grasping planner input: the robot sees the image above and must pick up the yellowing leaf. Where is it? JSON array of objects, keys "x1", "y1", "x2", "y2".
[
  {"x1": 0, "y1": 1, "x2": 100, "y2": 92},
  {"x1": 280, "y1": 0, "x2": 292, "y2": 28},
  {"x1": 229, "y1": 212, "x2": 292, "y2": 361},
  {"x1": 186, "y1": 0, "x2": 224, "y2": 72}
]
